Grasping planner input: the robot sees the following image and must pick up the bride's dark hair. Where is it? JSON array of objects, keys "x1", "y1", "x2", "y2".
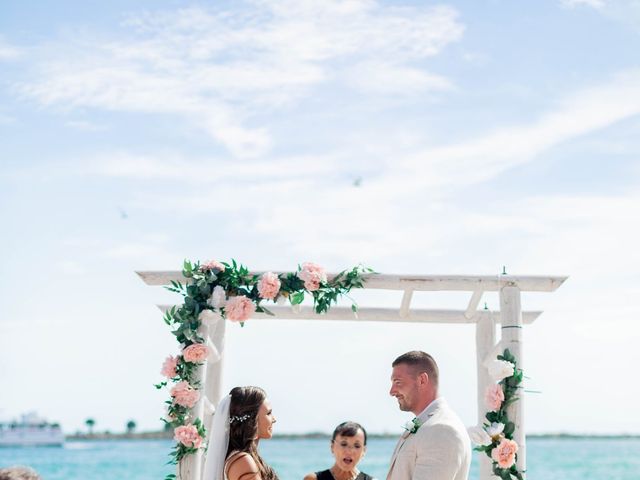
[{"x1": 227, "y1": 386, "x2": 278, "y2": 480}]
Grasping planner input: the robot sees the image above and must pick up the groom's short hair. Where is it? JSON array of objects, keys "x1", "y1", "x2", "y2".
[
  {"x1": 0, "y1": 466, "x2": 41, "y2": 480},
  {"x1": 392, "y1": 351, "x2": 439, "y2": 387}
]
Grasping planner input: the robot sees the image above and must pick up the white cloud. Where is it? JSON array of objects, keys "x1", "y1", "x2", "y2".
[
  {"x1": 344, "y1": 61, "x2": 453, "y2": 95},
  {"x1": 396, "y1": 69, "x2": 640, "y2": 189},
  {"x1": 560, "y1": 0, "x2": 607, "y2": 8},
  {"x1": 57, "y1": 260, "x2": 86, "y2": 275},
  {"x1": 64, "y1": 119, "x2": 106, "y2": 131},
  {"x1": 0, "y1": 38, "x2": 22, "y2": 60},
  {"x1": 16, "y1": 2, "x2": 463, "y2": 157},
  {"x1": 79, "y1": 70, "x2": 640, "y2": 265},
  {"x1": 88, "y1": 151, "x2": 340, "y2": 183}
]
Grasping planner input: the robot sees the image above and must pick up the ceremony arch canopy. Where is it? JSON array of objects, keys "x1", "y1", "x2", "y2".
[{"x1": 138, "y1": 271, "x2": 566, "y2": 480}]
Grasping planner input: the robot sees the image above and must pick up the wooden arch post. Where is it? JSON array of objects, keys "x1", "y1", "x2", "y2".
[
  {"x1": 500, "y1": 283, "x2": 525, "y2": 476},
  {"x1": 138, "y1": 271, "x2": 566, "y2": 480}
]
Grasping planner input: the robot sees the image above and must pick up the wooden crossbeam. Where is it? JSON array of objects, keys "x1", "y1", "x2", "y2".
[
  {"x1": 399, "y1": 290, "x2": 413, "y2": 318},
  {"x1": 157, "y1": 305, "x2": 541, "y2": 324},
  {"x1": 137, "y1": 271, "x2": 567, "y2": 292},
  {"x1": 465, "y1": 290, "x2": 484, "y2": 319}
]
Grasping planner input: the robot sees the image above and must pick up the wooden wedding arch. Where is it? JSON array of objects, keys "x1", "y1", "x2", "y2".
[{"x1": 138, "y1": 271, "x2": 566, "y2": 480}]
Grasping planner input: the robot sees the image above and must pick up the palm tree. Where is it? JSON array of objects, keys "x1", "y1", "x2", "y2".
[
  {"x1": 126, "y1": 420, "x2": 136, "y2": 434},
  {"x1": 85, "y1": 418, "x2": 96, "y2": 435}
]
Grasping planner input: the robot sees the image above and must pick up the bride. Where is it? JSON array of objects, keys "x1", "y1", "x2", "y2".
[{"x1": 204, "y1": 386, "x2": 279, "y2": 480}]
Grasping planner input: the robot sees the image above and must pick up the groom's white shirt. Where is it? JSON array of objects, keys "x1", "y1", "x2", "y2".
[{"x1": 386, "y1": 397, "x2": 471, "y2": 480}]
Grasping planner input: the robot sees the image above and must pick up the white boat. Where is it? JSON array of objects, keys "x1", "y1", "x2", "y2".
[{"x1": 0, "y1": 412, "x2": 64, "y2": 447}]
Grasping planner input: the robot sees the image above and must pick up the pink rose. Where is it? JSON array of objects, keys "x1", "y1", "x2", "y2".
[
  {"x1": 170, "y1": 381, "x2": 200, "y2": 408},
  {"x1": 160, "y1": 356, "x2": 178, "y2": 379},
  {"x1": 225, "y1": 295, "x2": 256, "y2": 322},
  {"x1": 174, "y1": 424, "x2": 202, "y2": 448},
  {"x1": 258, "y1": 272, "x2": 281, "y2": 300},
  {"x1": 491, "y1": 438, "x2": 518, "y2": 469},
  {"x1": 201, "y1": 260, "x2": 225, "y2": 272},
  {"x1": 298, "y1": 262, "x2": 327, "y2": 292},
  {"x1": 183, "y1": 343, "x2": 209, "y2": 363},
  {"x1": 485, "y1": 384, "x2": 505, "y2": 412}
]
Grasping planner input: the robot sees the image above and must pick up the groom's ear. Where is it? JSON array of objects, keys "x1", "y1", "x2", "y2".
[{"x1": 418, "y1": 371, "x2": 429, "y2": 386}]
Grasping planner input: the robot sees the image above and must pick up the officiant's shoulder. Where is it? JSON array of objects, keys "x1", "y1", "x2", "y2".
[{"x1": 227, "y1": 452, "x2": 260, "y2": 480}]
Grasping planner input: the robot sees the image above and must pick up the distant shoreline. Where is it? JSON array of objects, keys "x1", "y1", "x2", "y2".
[{"x1": 65, "y1": 431, "x2": 640, "y2": 441}]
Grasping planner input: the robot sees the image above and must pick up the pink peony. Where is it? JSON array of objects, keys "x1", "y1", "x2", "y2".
[
  {"x1": 170, "y1": 381, "x2": 200, "y2": 408},
  {"x1": 258, "y1": 272, "x2": 281, "y2": 300},
  {"x1": 225, "y1": 295, "x2": 256, "y2": 322},
  {"x1": 485, "y1": 384, "x2": 505, "y2": 412},
  {"x1": 183, "y1": 343, "x2": 209, "y2": 363},
  {"x1": 298, "y1": 262, "x2": 327, "y2": 292},
  {"x1": 174, "y1": 424, "x2": 203, "y2": 448},
  {"x1": 491, "y1": 438, "x2": 518, "y2": 469},
  {"x1": 160, "y1": 356, "x2": 178, "y2": 379},
  {"x1": 201, "y1": 260, "x2": 225, "y2": 272}
]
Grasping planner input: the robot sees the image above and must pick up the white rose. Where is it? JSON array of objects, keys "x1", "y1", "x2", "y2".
[
  {"x1": 486, "y1": 422, "x2": 505, "y2": 439},
  {"x1": 207, "y1": 286, "x2": 227, "y2": 309},
  {"x1": 488, "y1": 359, "x2": 515, "y2": 382},
  {"x1": 467, "y1": 426, "x2": 492, "y2": 446},
  {"x1": 404, "y1": 420, "x2": 415, "y2": 431}
]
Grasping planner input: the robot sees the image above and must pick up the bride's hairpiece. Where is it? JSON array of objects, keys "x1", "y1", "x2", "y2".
[{"x1": 229, "y1": 414, "x2": 251, "y2": 424}]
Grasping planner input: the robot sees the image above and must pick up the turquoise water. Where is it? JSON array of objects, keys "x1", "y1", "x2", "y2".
[{"x1": 1, "y1": 437, "x2": 639, "y2": 479}]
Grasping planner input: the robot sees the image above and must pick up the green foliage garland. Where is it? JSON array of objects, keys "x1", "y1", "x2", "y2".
[
  {"x1": 474, "y1": 349, "x2": 525, "y2": 480},
  {"x1": 156, "y1": 259, "x2": 373, "y2": 471}
]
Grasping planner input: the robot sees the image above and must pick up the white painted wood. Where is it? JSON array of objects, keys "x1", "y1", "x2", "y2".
[
  {"x1": 399, "y1": 290, "x2": 413, "y2": 318},
  {"x1": 465, "y1": 290, "x2": 484, "y2": 319},
  {"x1": 203, "y1": 397, "x2": 216, "y2": 416},
  {"x1": 476, "y1": 312, "x2": 498, "y2": 480},
  {"x1": 500, "y1": 285, "x2": 526, "y2": 478},
  {"x1": 177, "y1": 314, "x2": 213, "y2": 480},
  {"x1": 137, "y1": 271, "x2": 567, "y2": 292},
  {"x1": 157, "y1": 305, "x2": 542, "y2": 324}
]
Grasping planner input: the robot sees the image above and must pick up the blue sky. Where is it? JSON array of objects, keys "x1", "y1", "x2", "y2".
[{"x1": 1, "y1": 0, "x2": 639, "y2": 436}]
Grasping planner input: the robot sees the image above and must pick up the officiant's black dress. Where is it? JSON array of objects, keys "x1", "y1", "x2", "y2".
[{"x1": 315, "y1": 470, "x2": 373, "y2": 480}]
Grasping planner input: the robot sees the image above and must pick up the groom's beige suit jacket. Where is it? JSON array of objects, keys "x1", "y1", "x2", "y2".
[{"x1": 386, "y1": 397, "x2": 471, "y2": 480}]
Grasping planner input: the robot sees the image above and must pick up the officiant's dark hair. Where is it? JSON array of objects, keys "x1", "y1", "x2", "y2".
[
  {"x1": 332, "y1": 421, "x2": 368, "y2": 445},
  {"x1": 227, "y1": 386, "x2": 279, "y2": 480},
  {"x1": 393, "y1": 351, "x2": 439, "y2": 388}
]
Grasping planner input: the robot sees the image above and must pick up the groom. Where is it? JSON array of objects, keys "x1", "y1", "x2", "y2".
[{"x1": 387, "y1": 351, "x2": 471, "y2": 480}]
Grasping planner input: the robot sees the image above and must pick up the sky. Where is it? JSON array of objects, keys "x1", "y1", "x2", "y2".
[{"x1": 1, "y1": 0, "x2": 639, "y2": 437}]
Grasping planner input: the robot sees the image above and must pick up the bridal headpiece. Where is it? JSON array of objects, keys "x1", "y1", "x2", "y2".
[{"x1": 229, "y1": 414, "x2": 251, "y2": 424}]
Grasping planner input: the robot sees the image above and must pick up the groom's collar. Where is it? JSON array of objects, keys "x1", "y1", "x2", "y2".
[{"x1": 416, "y1": 396, "x2": 445, "y2": 423}]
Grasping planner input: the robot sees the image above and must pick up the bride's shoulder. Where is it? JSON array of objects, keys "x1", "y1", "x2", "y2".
[{"x1": 226, "y1": 452, "x2": 260, "y2": 480}]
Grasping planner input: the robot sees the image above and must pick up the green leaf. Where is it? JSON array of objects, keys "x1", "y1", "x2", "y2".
[
  {"x1": 503, "y1": 421, "x2": 515, "y2": 437},
  {"x1": 261, "y1": 306, "x2": 275, "y2": 316},
  {"x1": 291, "y1": 291, "x2": 305, "y2": 305}
]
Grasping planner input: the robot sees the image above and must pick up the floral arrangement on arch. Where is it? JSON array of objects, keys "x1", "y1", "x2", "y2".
[
  {"x1": 156, "y1": 259, "x2": 372, "y2": 467},
  {"x1": 468, "y1": 349, "x2": 525, "y2": 480}
]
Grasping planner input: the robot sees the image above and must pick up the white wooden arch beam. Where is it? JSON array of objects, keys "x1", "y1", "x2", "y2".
[{"x1": 158, "y1": 305, "x2": 542, "y2": 324}]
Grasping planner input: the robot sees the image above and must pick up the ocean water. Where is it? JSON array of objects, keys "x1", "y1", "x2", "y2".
[{"x1": 1, "y1": 437, "x2": 639, "y2": 480}]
